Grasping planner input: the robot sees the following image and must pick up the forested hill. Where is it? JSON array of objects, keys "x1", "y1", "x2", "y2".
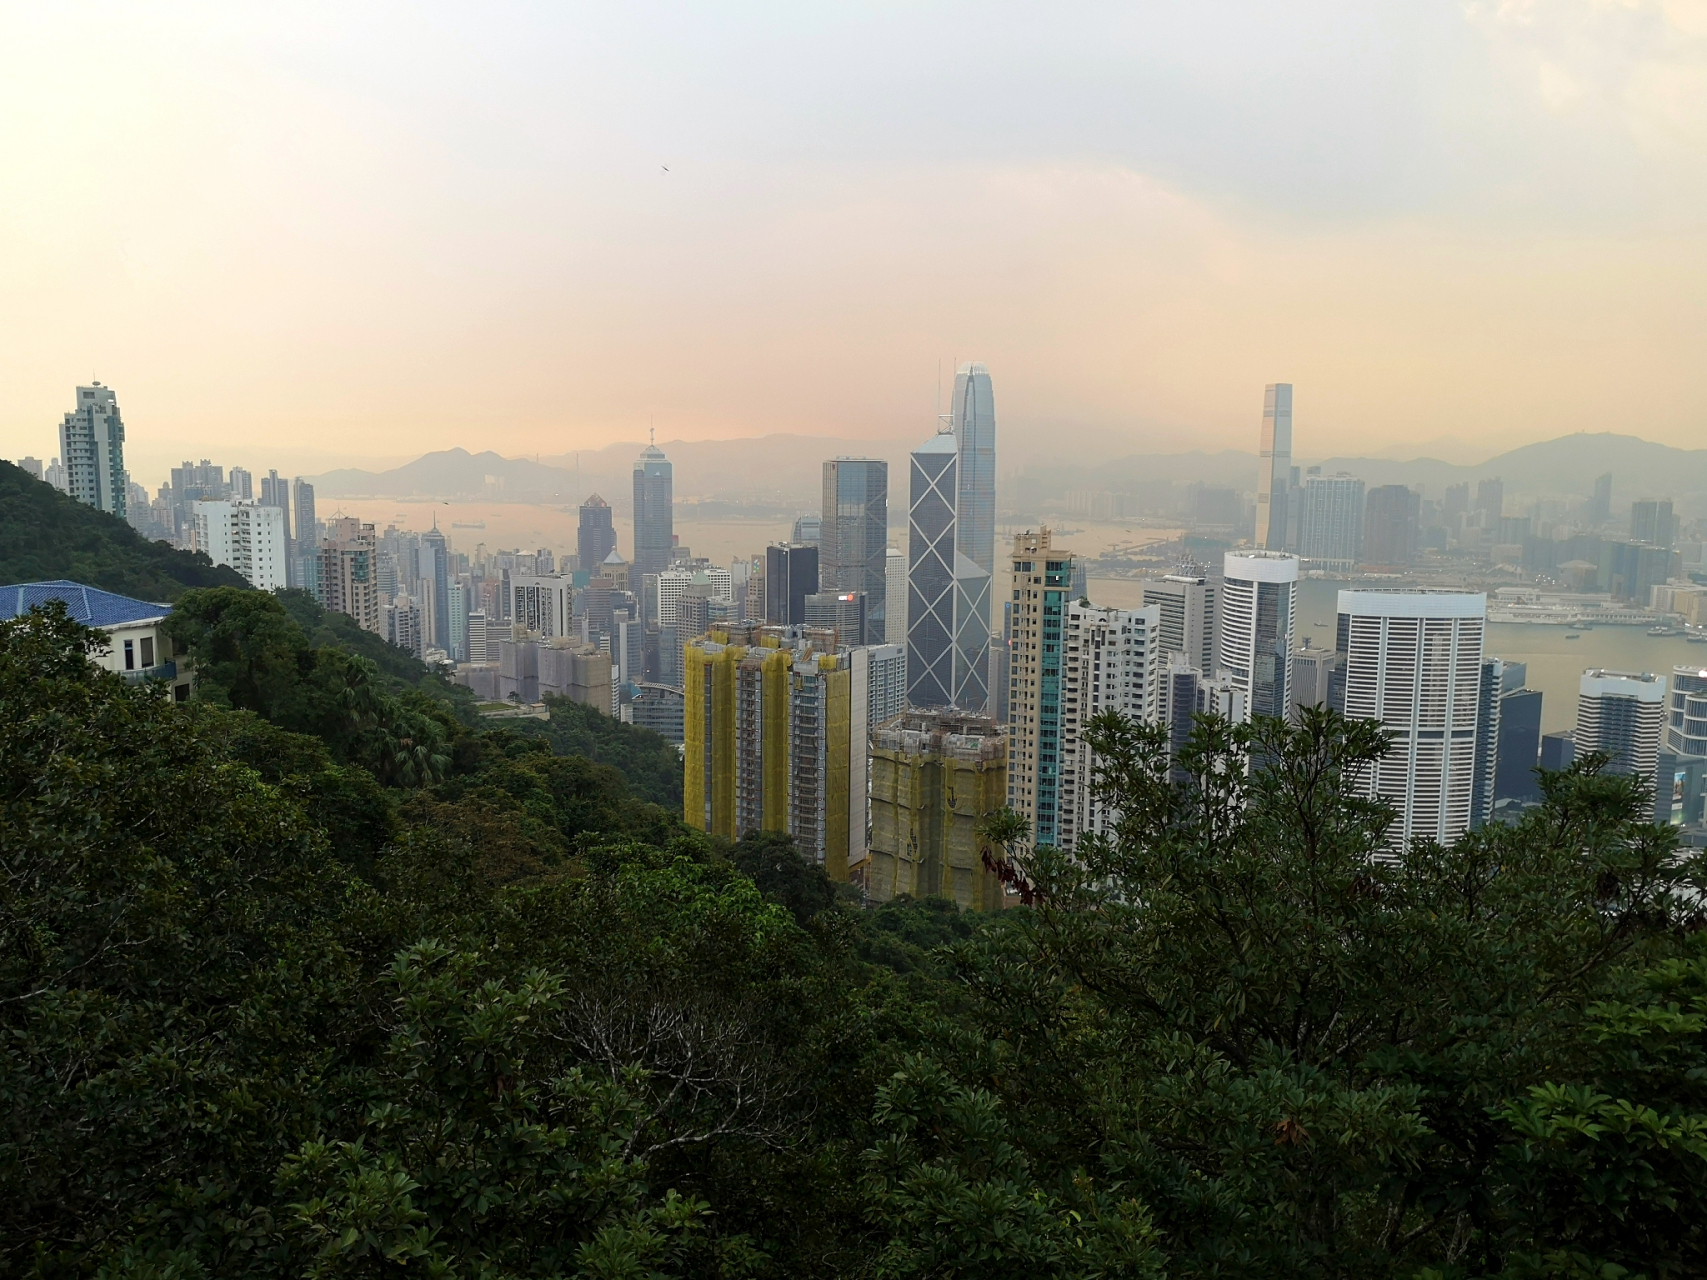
[{"x1": 0, "y1": 460, "x2": 248, "y2": 600}]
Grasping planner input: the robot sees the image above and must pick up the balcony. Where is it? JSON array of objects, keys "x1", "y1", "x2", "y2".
[{"x1": 122, "y1": 661, "x2": 178, "y2": 684}]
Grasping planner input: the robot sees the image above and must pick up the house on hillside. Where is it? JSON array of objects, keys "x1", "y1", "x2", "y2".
[{"x1": 1, "y1": 580, "x2": 194, "y2": 702}]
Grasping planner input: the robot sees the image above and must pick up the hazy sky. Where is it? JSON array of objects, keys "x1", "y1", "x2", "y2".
[{"x1": 4, "y1": 2, "x2": 1707, "y2": 483}]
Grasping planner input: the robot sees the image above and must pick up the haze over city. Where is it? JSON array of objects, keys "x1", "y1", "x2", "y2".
[{"x1": 7, "y1": 2, "x2": 1707, "y2": 476}]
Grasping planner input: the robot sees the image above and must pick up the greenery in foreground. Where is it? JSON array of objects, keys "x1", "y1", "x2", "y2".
[
  {"x1": 4, "y1": 598, "x2": 1707, "y2": 1279},
  {"x1": 0, "y1": 460, "x2": 249, "y2": 601}
]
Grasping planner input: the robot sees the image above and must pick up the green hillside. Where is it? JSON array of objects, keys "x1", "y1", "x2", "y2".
[{"x1": 0, "y1": 460, "x2": 248, "y2": 600}]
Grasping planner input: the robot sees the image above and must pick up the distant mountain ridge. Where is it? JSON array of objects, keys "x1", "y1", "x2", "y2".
[{"x1": 306, "y1": 431, "x2": 1707, "y2": 516}]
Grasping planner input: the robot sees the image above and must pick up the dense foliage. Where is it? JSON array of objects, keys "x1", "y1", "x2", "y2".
[
  {"x1": 0, "y1": 460, "x2": 248, "y2": 599},
  {"x1": 4, "y1": 602, "x2": 1705, "y2": 1278}
]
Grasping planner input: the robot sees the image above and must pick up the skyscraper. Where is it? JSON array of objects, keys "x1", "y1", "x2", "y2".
[
  {"x1": 907, "y1": 427, "x2": 959, "y2": 708},
  {"x1": 1631, "y1": 498, "x2": 1675, "y2": 548},
  {"x1": 631, "y1": 439, "x2": 674, "y2": 588},
  {"x1": 1576, "y1": 670, "x2": 1666, "y2": 779},
  {"x1": 821, "y1": 458, "x2": 889, "y2": 642},
  {"x1": 292, "y1": 479, "x2": 319, "y2": 595},
  {"x1": 1589, "y1": 473, "x2": 1613, "y2": 524},
  {"x1": 1219, "y1": 551, "x2": 1299, "y2": 722},
  {"x1": 1475, "y1": 477, "x2": 1504, "y2": 522},
  {"x1": 1253, "y1": 384, "x2": 1292, "y2": 550},
  {"x1": 577, "y1": 494, "x2": 616, "y2": 570},
  {"x1": 1335, "y1": 590, "x2": 1487, "y2": 850},
  {"x1": 1362, "y1": 485, "x2": 1420, "y2": 568},
  {"x1": 885, "y1": 546, "x2": 907, "y2": 646},
  {"x1": 1006, "y1": 529, "x2": 1074, "y2": 849},
  {"x1": 58, "y1": 383, "x2": 127, "y2": 518},
  {"x1": 765, "y1": 543, "x2": 819, "y2": 626},
  {"x1": 259, "y1": 471, "x2": 292, "y2": 542},
  {"x1": 1297, "y1": 473, "x2": 1365, "y2": 572},
  {"x1": 1667, "y1": 666, "x2": 1707, "y2": 761},
  {"x1": 422, "y1": 522, "x2": 450, "y2": 654},
  {"x1": 951, "y1": 364, "x2": 996, "y2": 712},
  {"x1": 1495, "y1": 687, "x2": 1544, "y2": 807}
]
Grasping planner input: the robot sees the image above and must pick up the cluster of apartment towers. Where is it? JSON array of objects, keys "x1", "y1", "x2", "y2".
[{"x1": 30, "y1": 379, "x2": 1707, "y2": 912}]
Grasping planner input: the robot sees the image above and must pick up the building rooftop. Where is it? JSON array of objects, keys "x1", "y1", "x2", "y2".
[{"x1": 0, "y1": 580, "x2": 170, "y2": 627}]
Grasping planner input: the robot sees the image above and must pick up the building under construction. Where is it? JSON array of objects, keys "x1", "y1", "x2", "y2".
[
  {"x1": 684, "y1": 625, "x2": 902, "y2": 882},
  {"x1": 867, "y1": 709, "x2": 1009, "y2": 911}
]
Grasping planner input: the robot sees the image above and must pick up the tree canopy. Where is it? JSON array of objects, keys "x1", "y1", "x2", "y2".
[
  {"x1": 4, "y1": 603, "x2": 1705, "y2": 1279},
  {"x1": 0, "y1": 460, "x2": 248, "y2": 599}
]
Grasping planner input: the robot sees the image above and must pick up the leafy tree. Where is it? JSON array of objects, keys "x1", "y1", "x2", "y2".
[
  {"x1": 0, "y1": 460, "x2": 248, "y2": 600},
  {"x1": 505, "y1": 694, "x2": 684, "y2": 809}
]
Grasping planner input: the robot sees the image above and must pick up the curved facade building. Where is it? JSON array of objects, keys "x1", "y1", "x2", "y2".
[{"x1": 1219, "y1": 550, "x2": 1299, "y2": 722}]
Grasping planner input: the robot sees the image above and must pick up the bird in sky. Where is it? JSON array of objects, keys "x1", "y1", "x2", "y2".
[{"x1": 661, "y1": 165, "x2": 669, "y2": 173}]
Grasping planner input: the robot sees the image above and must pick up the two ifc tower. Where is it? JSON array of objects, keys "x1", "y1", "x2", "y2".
[{"x1": 907, "y1": 362, "x2": 997, "y2": 713}]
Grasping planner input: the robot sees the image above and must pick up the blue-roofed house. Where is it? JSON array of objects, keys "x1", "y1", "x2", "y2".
[{"x1": 1, "y1": 580, "x2": 194, "y2": 701}]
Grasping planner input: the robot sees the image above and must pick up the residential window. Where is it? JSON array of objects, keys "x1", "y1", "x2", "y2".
[
  {"x1": 140, "y1": 636, "x2": 154, "y2": 667},
  {"x1": 123, "y1": 639, "x2": 135, "y2": 670}
]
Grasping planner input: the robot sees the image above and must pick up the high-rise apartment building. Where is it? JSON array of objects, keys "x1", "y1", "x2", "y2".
[
  {"x1": 1334, "y1": 590, "x2": 1486, "y2": 850},
  {"x1": 58, "y1": 383, "x2": 127, "y2": 518},
  {"x1": 510, "y1": 573, "x2": 574, "y2": 638},
  {"x1": 1057, "y1": 602, "x2": 1159, "y2": 851},
  {"x1": 191, "y1": 500, "x2": 289, "y2": 592},
  {"x1": 576, "y1": 493, "x2": 616, "y2": 572},
  {"x1": 319, "y1": 517, "x2": 381, "y2": 634},
  {"x1": 1362, "y1": 485, "x2": 1421, "y2": 568},
  {"x1": 765, "y1": 543, "x2": 818, "y2": 626},
  {"x1": 17, "y1": 456, "x2": 43, "y2": 481},
  {"x1": 1219, "y1": 551, "x2": 1299, "y2": 722},
  {"x1": 631, "y1": 439, "x2": 674, "y2": 589},
  {"x1": 820, "y1": 459, "x2": 889, "y2": 642},
  {"x1": 1006, "y1": 530, "x2": 1074, "y2": 849},
  {"x1": 228, "y1": 467, "x2": 253, "y2": 500},
  {"x1": 1298, "y1": 473, "x2": 1365, "y2": 572},
  {"x1": 683, "y1": 628, "x2": 880, "y2": 880},
  {"x1": 1667, "y1": 666, "x2": 1707, "y2": 761},
  {"x1": 1254, "y1": 383, "x2": 1292, "y2": 550},
  {"x1": 907, "y1": 427, "x2": 959, "y2": 707},
  {"x1": 1576, "y1": 669, "x2": 1667, "y2": 780},
  {"x1": 868, "y1": 710, "x2": 1008, "y2": 910},
  {"x1": 1141, "y1": 573, "x2": 1217, "y2": 671},
  {"x1": 1631, "y1": 498, "x2": 1675, "y2": 548}
]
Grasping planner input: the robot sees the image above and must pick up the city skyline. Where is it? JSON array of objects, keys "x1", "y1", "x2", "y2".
[{"x1": 8, "y1": 7, "x2": 1707, "y2": 471}]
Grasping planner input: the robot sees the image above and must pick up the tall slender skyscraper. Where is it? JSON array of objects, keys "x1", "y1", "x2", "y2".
[
  {"x1": 1334, "y1": 590, "x2": 1487, "y2": 851},
  {"x1": 1254, "y1": 384, "x2": 1292, "y2": 550},
  {"x1": 422, "y1": 522, "x2": 450, "y2": 654},
  {"x1": 1006, "y1": 530, "x2": 1074, "y2": 849},
  {"x1": 821, "y1": 458, "x2": 889, "y2": 642},
  {"x1": 631, "y1": 438, "x2": 674, "y2": 589},
  {"x1": 951, "y1": 364, "x2": 997, "y2": 710},
  {"x1": 260, "y1": 470, "x2": 292, "y2": 542},
  {"x1": 58, "y1": 383, "x2": 127, "y2": 518},
  {"x1": 577, "y1": 494, "x2": 616, "y2": 570},
  {"x1": 907, "y1": 427, "x2": 959, "y2": 707},
  {"x1": 1219, "y1": 551, "x2": 1299, "y2": 722}
]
